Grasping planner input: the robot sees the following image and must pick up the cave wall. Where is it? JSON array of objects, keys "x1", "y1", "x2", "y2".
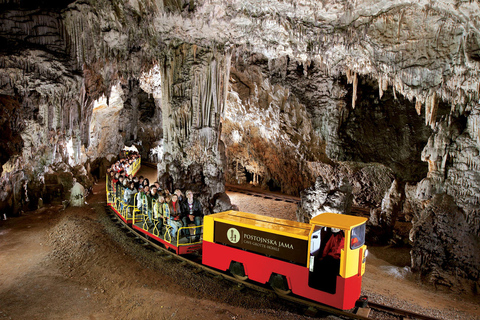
[
  {"x1": 223, "y1": 51, "x2": 330, "y2": 195},
  {"x1": 0, "y1": 0, "x2": 479, "y2": 291}
]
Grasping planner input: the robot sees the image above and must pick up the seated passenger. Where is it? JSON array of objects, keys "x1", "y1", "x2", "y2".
[
  {"x1": 141, "y1": 185, "x2": 150, "y2": 221},
  {"x1": 147, "y1": 186, "x2": 159, "y2": 228},
  {"x1": 120, "y1": 178, "x2": 129, "y2": 212},
  {"x1": 308, "y1": 227, "x2": 344, "y2": 293},
  {"x1": 174, "y1": 189, "x2": 184, "y2": 203},
  {"x1": 181, "y1": 190, "x2": 203, "y2": 242},
  {"x1": 136, "y1": 185, "x2": 144, "y2": 211},
  {"x1": 163, "y1": 188, "x2": 171, "y2": 198},
  {"x1": 133, "y1": 177, "x2": 140, "y2": 190},
  {"x1": 115, "y1": 176, "x2": 124, "y2": 208},
  {"x1": 153, "y1": 195, "x2": 165, "y2": 231},
  {"x1": 167, "y1": 195, "x2": 183, "y2": 240},
  {"x1": 123, "y1": 182, "x2": 137, "y2": 218},
  {"x1": 112, "y1": 173, "x2": 119, "y2": 193}
]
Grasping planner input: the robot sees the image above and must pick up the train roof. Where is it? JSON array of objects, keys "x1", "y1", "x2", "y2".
[
  {"x1": 208, "y1": 211, "x2": 368, "y2": 239},
  {"x1": 309, "y1": 212, "x2": 368, "y2": 230},
  {"x1": 209, "y1": 210, "x2": 312, "y2": 239}
]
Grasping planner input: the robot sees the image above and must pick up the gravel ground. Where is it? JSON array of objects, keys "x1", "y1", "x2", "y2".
[{"x1": 0, "y1": 178, "x2": 478, "y2": 320}]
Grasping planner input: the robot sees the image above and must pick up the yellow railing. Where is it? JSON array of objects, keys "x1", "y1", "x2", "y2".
[
  {"x1": 106, "y1": 158, "x2": 204, "y2": 247},
  {"x1": 106, "y1": 175, "x2": 112, "y2": 204},
  {"x1": 127, "y1": 158, "x2": 141, "y2": 176},
  {"x1": 177, "y1": 225, "x2": 203, "y2": 246}
]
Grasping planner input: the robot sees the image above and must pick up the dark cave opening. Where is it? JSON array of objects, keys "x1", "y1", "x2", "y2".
[
  {"x1": 245, "y1": 170, "x2": 253, "y2": 183},
  {"x1": 266, "y1": 178, "x2": 282, "y2": 192},
  {"x1": 336, "y1": 76, "x2": 451, "y2": 182}
]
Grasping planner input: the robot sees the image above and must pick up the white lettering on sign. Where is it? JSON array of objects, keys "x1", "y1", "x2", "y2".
[{"x1": 244, "y1": 233, "x2": 294, "y2": 250}]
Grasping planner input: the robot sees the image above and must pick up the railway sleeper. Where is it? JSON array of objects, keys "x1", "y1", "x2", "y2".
[
  {"x1": 304, "y1": 306, "x2": 318, "y2": 317},
  {"x1": 355, "y1": 307, "x2": 371, "y2": 318}
]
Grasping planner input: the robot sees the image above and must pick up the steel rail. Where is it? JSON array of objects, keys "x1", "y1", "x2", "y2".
[
  {"x1": 225, "y1": 184, "x2": 301, "y2": 204},
  {"x1": 368, "y1": 302, "x2": 442, "y2": 320}
]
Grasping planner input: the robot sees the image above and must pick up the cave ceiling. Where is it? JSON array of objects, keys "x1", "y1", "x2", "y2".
[
  {"x1": 0, "y1": 0, "x2": 478, "y2": 213},
  {"x1": 0, "y1": 0, "x2": 478, "y2": 198}
]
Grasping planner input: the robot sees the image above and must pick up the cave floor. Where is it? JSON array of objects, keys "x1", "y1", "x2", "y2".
[{"x1": 0, "y1": 181, "x2": 478, "y2": 319}]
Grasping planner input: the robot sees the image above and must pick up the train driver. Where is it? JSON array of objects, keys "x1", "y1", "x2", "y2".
[
  {"x1": 321, "y1": 228, "x2": 344, "y2": 261},
  {"x1": 309, "y1": 227, "x2": 345, "y2": 293}
]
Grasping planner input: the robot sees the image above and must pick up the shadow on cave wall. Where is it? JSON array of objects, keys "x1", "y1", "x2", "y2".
[{"x1": 333, "y1": 76, "x2": 450, "y2": 183}]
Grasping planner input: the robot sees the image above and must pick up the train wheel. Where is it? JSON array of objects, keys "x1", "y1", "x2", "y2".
[
  {"x1": 269, "y1": 273, "x2": 291, "y2": 295},
  {"x1": 229, "y1": 261, "x2": 248, "y2": 281}
]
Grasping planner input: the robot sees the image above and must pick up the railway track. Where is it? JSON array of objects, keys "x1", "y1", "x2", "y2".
[
  {"x1": 104, "y1": 204, "x2": 440, "y2": 320},
  {"x1": 142, "y1": 162, "x2": 157, "y2": 169},
  {"x1": 225, "y1": 184, "x2": 372, "y2": 217},
  {"x1": 226, "y1": 184, "x2": 301, "y2": 204}
]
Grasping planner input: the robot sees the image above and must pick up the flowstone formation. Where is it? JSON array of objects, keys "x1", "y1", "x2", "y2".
[
  {"x1": 141, "y1": 45, "x2": 232, "y2": 213},
  {"x1": 1, "y1": 0, "x2": 480, "y2": 292}
]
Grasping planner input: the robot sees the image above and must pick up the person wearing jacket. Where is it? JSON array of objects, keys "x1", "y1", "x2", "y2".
[
  {"x1": 141, "y1": 185, "x2": 150, "y2": 223},
  {"x1": 166, "y1": 194, "x2": 183, "y2": 240},
  {"x1": 136, "y1": 185, "x2": 144, "y2": 211},
  {"x1": 153, "y1": 195, "x2": 165, "y2": 232},
  {"x1": 123, "y1": 182, "x2": 137, "y2": 218},
  {"x1": 147, "y1": 186, "x2": 159, "y2": 229},
  {"x1": 181, "y1": 190, "x2": 203, "y2": 242},
  {"x1": 115, "y1": 176, "x2": 124, "y2": 210}
]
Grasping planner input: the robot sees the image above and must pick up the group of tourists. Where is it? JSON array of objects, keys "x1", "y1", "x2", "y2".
[
  {"x1": 107, "y1": 154, "x2": 203, "y2": 242},
  {"x1": 110, "y1": 152, "x2": 141, "y2": 177}
]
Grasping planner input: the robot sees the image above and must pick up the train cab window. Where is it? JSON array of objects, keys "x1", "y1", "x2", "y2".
[
  {"x1": 350, "y1": 224, "x2": 365, "y2": 250},
  {"x1": 310, "y1": 226, "x2": 322, "y2": 256}
]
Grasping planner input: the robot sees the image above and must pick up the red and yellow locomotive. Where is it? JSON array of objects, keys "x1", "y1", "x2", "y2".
[{"x1": 202, "y1": 210, "x2": 367, "y2": 310}]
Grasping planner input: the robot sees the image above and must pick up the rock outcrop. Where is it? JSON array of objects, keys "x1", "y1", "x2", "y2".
[{"x1": 1, "y1": 0, "x2": 479, "y2": 292}]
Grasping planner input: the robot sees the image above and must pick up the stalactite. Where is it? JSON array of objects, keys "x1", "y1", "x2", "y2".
[
  {"x1": 415, "y1": 99, "x2": 422, "y2": 115},
  {"x1": 209, "y1": 58, "x2": 217, "y2": 127},
  {"x1": 378, "y1": 75, "x2": 389, "y2": 99},
  {"x1": 425, "y1": 92, "x2": 438, "y2": 128},
  {"x1": 352, "y1": 71, "x2": 357, "y2": 109}
]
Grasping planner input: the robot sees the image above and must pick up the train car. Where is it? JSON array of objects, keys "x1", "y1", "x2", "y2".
[
  {"x1": 202, "y1": 210, "x2": 367, "y2": 310},
  {"x1": 106, "y1": 158, "x2": 141, "y2": 225}
]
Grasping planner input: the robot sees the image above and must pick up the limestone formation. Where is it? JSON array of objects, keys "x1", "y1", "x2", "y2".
[
  {"x1": 296, "y1": 176, "x2": 353, "y2": 223},
  {"x1": 1, "y1": 0, "x2": 480, "y2": 292},
  {"x1": 70, "y1": 181, "x2": 85, "y2": 207}
]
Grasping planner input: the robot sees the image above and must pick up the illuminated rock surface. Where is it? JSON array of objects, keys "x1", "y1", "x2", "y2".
[{"x1": 0, "y1": 0, "x2": 479, "y2": 291}]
